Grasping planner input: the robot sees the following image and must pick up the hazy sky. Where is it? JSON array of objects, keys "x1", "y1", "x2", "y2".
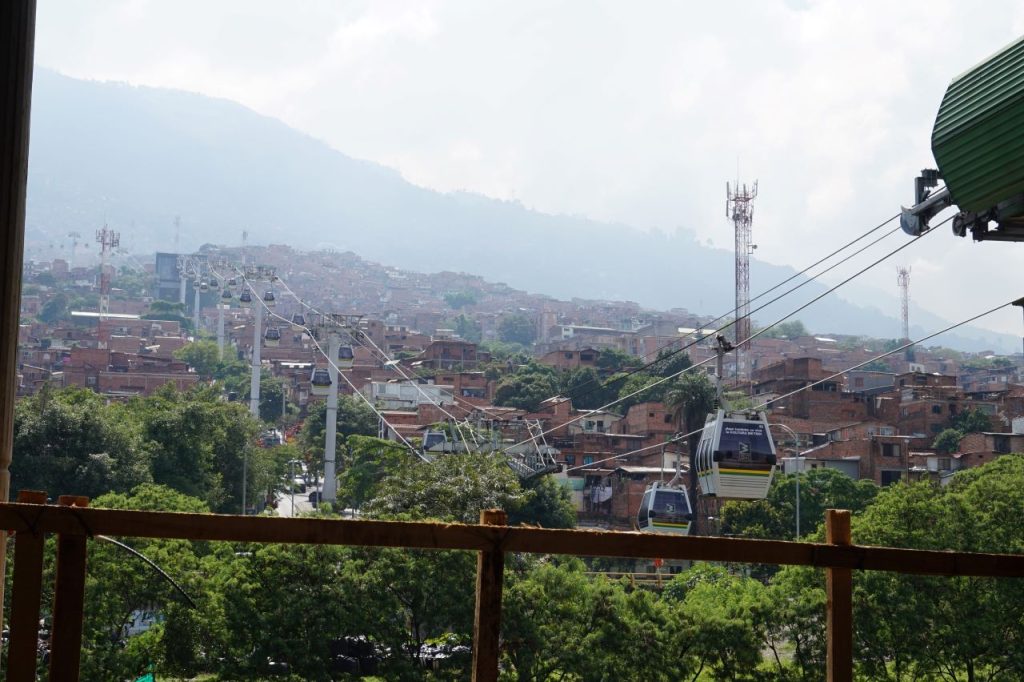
[{"x1": 33, "y1": 1, "x2": 1024, "y2": 338}]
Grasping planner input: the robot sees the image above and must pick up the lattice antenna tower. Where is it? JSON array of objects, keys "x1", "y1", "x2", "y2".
[
  {"x1": 95, "y1": 225, "x2": 120, "y2": 318},
  {"x1": 897, "y1": 266, "x2": 911, "y2": 342},
  {"x1": 726, "y1": 179, "x2": 758, "y2": 373}
]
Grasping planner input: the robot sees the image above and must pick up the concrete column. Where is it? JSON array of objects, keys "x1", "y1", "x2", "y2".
[{"x1": 323, "y1": 332, "x2": 340, "y2": 503}]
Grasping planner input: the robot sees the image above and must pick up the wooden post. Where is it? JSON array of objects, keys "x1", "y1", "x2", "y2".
[
  {"x1": 48, "y1": 496, "x2": 89, "y2": 682},
  {"x1": 471, "y1": 509, "x2": 507, "y2": 682},
  {"x1": 0, "y1": 0, "x2": 37, "y2": 639},
  {"x1": 826, "y1": 509, "x2": 853, "y2": 682},
  {"x1": 6, "y1": 491, "x2": 47, "y2": 682}
]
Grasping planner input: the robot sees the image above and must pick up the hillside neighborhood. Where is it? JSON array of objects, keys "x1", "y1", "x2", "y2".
[{"x1": 17, "y1": 244, "x2": 1023, "y2": 532}]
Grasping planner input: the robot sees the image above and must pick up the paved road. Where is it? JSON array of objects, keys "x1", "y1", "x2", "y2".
[{"x1": 276, "y1": 486, "x2": 318, "y2": 517}]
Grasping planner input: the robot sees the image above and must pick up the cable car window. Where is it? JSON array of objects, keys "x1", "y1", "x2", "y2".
[
  {"x1": 652, "y1": 490, "x2": 687, "y2": 519},
  {"x1": 638, "y1": 490, "x2": 652, "y2": 518},
  {"x1": 718, "y1": 421, "x2": 773, "y2": 461}
]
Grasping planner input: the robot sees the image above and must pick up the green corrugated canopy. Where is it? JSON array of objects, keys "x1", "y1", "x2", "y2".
[{"x1": 932, "y1": 35, "x2": 1024, "y2": 214}]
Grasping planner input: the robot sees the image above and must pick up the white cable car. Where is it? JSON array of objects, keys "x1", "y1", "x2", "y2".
[
  {"x1": 310, "y1": 368, "x2": 332, "y2": 396},
  {"x1": 263, "y1": 291, "x2": 276, "y2": 308},
  {"x1": 227, "y1": 277, "x2": 238, "y2": 287},
  {"x1": 695, "y1": 409, "x2": 777, "y2": 499},
  {"x1": 209, "y1": 277, "x2": 220, "y2": 290},
  {"x1": 338, "y1": 345, "x2": 354, "y2": 369},
  {"x1": 238, "y1": 291, "x2": 252, "y2": 308},
  {"x1": 264, "y1": 327, "x2": 281, "y2": 347},
  {"x1": 198, "y1": 279, "x2": 209, "y2": 292},
  {"x1": 637, "y1": 481, "x2": 693, "y2": 535},
  {"x1": 290, "y1": 313, "x2": 306, "y2": 331}
]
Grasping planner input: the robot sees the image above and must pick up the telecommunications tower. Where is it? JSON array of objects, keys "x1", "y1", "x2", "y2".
[
  {"x1": 897, "y1": 266, "x2": 915, "y2": 361},
  {"x1": 95, "y1": 225, "x2": 120, "y2": 348},
  {"x1": 727, "y1": 179, "x2": 757, "y2": 375}
]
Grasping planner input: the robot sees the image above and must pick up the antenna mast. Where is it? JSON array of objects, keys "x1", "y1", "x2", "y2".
[
  {"x1": 95, "y1": 224, "x2": 120, "y2": 348},
  {"x1": 897, "y1": 266, "x2": 914, "y2": 361},
  {"x1": 726, "y1": 179, "x2": 757, "y2": 378}
]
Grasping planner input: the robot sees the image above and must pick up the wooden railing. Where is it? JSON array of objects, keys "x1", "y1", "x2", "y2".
[{"x1": 4, "y1": 492, "x2": 1024, "y2": 682}]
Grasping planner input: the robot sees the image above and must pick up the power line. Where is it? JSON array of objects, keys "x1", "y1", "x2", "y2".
[
  {"x1": 565, "y1": 290, "x2": 1013, "y2": 474},
  {"x1": 506, "y1": 219, "x2": 942, "y2": 451},
  {"x1": 271, "y1": 275, "x2": 484, "y2": 446},
  {"x1": 549, "y1": 215, "x2": 903, "y2": 412},
  {"x1": 229, "y1": 267, "x2": 425, "y2": 460}
]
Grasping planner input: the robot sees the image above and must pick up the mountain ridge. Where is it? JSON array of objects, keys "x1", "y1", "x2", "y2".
[{"x1": 24, "y1": 68, "x2": 1017, "y2": 352}]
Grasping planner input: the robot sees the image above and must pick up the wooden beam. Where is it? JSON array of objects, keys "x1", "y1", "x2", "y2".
[
  {"x1": 0, "y1": 503, "x2": 1020, "y2": 578},
  {"x1": 472, "y1": 509, "x2": 506, "y2": 682},
  {"x1": 0, "y1": 0, "x2": 37, "y2": 639},
  {"x1": 826, "y1": 509, "x2": 853, "y2": 682},
  {"x1": 48, "y1": 497, "x2": 89, "y2": 681},
  {"x1": 6, "y1": 493, "x2": 47, "y2": 682}
]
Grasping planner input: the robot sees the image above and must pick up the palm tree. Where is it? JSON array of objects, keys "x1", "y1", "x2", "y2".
[{"x1": 664, "y1": 373, "x2": 717, "y2": 534}]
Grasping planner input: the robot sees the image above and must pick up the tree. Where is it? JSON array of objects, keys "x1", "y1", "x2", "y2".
[
  {"x1": 509, "y1": 474, "x2": 577, "y2": 529},
  {"x1": 560, "y1": 366, "x2": 617, "y2": 410},
  {"x1": 664, "y1": 373, "x2": 716, "y2": 534},
  {"x1": 37, "y1": 292, "x2": 69, "y2": 323},
  {"x1": 11, "y1": 385, "x2": 151, "y2": 499},
  {"x1": 366, "y1": 452, "x2": 526, "y2": 523},
  {"x1": 758, "y1": 319, "x2": 808, "y2": 339},
  {"x1": 951, "y1": 408, "x2": 991, "y2": 434},
  {"x1": 444, "y1": 313, "x2": 482, "y2": 343},
  {"x1": 337, "y1": 435, "x2": 410, "y2": 510},
  {"x1": 720, "y1": 467, "x2": 878, "y2": 542},
  {"x1": 137, "y1": 384, "x2": 259, "y2": 512},
  {"x1": 594, "y1": 347, "x2": 643, "y2": 372},
  {"x1": 443, "y1": 290, "x2": 478, "y2": 309},
  {"x1": 498, "y1": 314, "x2": 537, "y2": 345},
  {"x1": 81, "y1": 485, "x2": 210, "y2": 680},
  {"x1": 173, "y1": 340, "x2": 221, "y2": 378},
  {"x1": 493, "y1": 364, "x2": 559, "y2": 412},
  {"x1": 299, "y1": 396, "x2": 378, "y2": 461},
  {"x1": 933, "y1": 427, "x2": 964, "y2": 454}
]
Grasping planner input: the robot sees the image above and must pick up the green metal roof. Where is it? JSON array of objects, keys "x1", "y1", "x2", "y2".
[{"x1": 932, "y1": 35, "x2": 1024, "y2": 214}]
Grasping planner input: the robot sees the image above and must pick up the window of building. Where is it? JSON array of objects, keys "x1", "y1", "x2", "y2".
[
  {"x1": 581, "y1": 353, "x2": 593, "y2": 362},
  {"x1": 564, "y1": 455, "x2": 576, "y2": 466},
  {"x1": 932, "y1": 405, "x2": 942, "y2": 414},
  {"x1": 664, "y1": 414, "x2": 673, "y2": 424},
  {"x1": 564, "y1": 352, "x2": 573, "y2": 359},
  {"x1": 881, "y1": 470, "x2": 902, "y2": 486},
  {"x1": 882, "y1": 442, "x2": 900, "y2": 457},
  {"x1": 994, "y1": 436, "x2": 1011, "y2": 454},
  {"x1": 938, "y1": 457, "x2": 952, "y2": 471},
  {"x1": 583, "y1": 455, "x2": 594, "y2": 465}
]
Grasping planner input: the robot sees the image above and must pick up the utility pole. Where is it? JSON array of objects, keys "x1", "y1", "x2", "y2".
[
  {"x1": 727, "y1": 179, "x2": 757, "y2": 379},
  {"x1": 192, "y1": 280, "x2": 201, "y2": 334}
]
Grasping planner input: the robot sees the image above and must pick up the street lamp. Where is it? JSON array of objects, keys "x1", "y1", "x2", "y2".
[{"x1": 771, "y1": 423, "x2": 804, "y2": 540}]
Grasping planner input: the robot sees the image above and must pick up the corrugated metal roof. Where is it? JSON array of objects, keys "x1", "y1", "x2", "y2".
[{"x1": 932, "y1": 35, "x2": 1024, "y2": 213}]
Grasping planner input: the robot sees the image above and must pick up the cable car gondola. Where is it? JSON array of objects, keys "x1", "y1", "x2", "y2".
[
  {"x1": 209, "y1": 277, "x2": 220, "y2": 290},
  {"x1": 290, "y1": 313, "x2": 306, "y2": 331},
  {"x1": 263, "y1": 291, "x2": 276, "y2": 308},
  {"x1": 264, "y1": 327, "x2": 281, "y2": 347},
  {"x1": 695, "y1": 409, "x2": 777, "y2": 499},
  {"x1": 238, "y1": 291, "x2": 252, "y2": 308},
  {"x1": 198, "y1": 279, "x2": 209, "y2": 292},
  {"x1": 227, "y1": 277, "x2": 238, "y2": 287},
  {"x1": 310, "y1": 367, "x2": 332, "y2": 396},
  {"x1": 220, "y1": 288, "x2": 232, "y2": 301},
  {"x1": 337, "y1": 345, "x2": 354, "y2": 369},
  {"x1": 637, "y1": 481, "x2": 693, "y2": 535}
]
